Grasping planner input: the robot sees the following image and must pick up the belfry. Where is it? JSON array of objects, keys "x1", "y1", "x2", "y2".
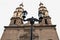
[{"x1": 1, "y1": 2, "x2": 59, "y2": 40}]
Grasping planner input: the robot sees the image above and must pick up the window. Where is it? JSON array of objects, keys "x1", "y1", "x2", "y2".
[
  {"x1": 45, "y1": 19, "x2": 48, "y2": 24},
  {"x1": 14, "y1": 20, "x2": 16, "y2": 24}
]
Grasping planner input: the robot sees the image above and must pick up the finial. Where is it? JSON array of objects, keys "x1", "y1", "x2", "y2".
[
  {"x1": 39, "y1": 2, "x2": 43, "y2": 6},
  {"x1": 19, "y1": 3, "x2": 24, "y2": 7}
]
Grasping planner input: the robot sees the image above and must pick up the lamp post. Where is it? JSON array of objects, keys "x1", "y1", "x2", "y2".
[{"x1": 22, "y1": 10, "x2": 43, "y2": 40}]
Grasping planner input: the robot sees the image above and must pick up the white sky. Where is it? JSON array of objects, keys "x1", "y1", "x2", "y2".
[{"x1": 0, "y1": 0, "x2": 60, "y2": 39}]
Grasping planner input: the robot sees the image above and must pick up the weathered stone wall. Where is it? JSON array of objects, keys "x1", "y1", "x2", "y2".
[{"x1": 1, "y1": 25, "x2": 59, "y2": 40}]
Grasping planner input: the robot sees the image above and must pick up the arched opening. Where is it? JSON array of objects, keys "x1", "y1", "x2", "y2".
[
  {"x1": 14, "y1": 20, "x2": 16, "y2": 24},
  {"x1": 45, "y1": 19, "x2": 48, "y2": 24}
]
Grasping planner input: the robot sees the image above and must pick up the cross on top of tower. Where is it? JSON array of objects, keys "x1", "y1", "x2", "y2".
[
  {"x1": 19, "y1": 3, "x2": 24, "y2": 7},
  {"x1": 39, "y1": 2, "x2": 43, "y2": 6},
  {"x1": 16, "y1": 3, "x2": 24, "y2": 10}
]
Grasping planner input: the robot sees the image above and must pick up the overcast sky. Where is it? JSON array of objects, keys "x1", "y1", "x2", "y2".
[{"x1": 0, "y1": 0, "x2": 60, "y2": 39}]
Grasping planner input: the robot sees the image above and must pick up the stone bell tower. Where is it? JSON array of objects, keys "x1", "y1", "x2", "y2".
[
  {"x1": 1, "y1": 3, "x2": 59, "y2": 40},
  {"x1": 10, "y1": 3, "x2": 24, "y2": 26},
  {"x1": 38, "y1": 3, "x2": 51, "y2": 25}
]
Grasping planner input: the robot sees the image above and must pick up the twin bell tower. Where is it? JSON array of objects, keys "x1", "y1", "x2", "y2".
[{"x1": 1, "y1": 2, "x2": 59, "y2": 40}]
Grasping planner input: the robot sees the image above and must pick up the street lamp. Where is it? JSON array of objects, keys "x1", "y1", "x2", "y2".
[
  {"x1": 38, "y1": 11, "x2": 43, "y2": 23},
  {"x1": 22, "y1": 10, "x2": 43, "y2": 40}
]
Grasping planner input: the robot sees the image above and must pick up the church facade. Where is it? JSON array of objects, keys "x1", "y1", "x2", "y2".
[{"x1": 1, "y1": 3, "x2": 59, "y2": 40}]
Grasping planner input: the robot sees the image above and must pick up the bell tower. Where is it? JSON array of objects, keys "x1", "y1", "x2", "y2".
[
  {"x1": 38, "y1": 3, "x2": 51, "y2": 25},
  {"x1": 10, "y1": 3, "x2": 24, "y2": 26}
]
